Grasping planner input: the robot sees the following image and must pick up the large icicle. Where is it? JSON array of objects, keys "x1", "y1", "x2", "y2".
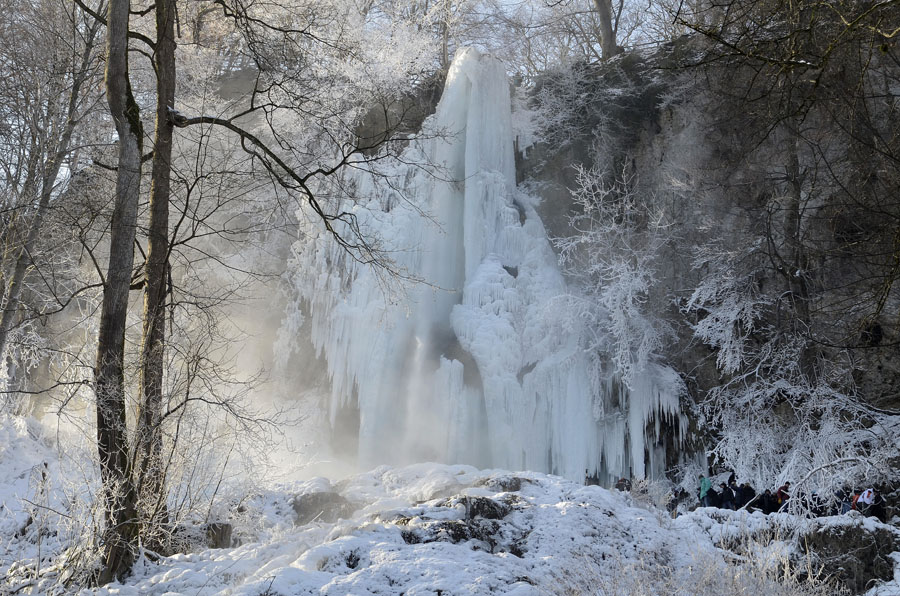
[{"x1": 282, "y1": 48, "x2": 685, "y2": 482}]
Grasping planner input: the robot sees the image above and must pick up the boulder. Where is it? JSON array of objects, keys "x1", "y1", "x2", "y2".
[
  {"x1": 292, "y1": 492, "x2": 356, "y2": 525},
  {"x1": 204, "y1": 522, "x2": 233, "y2": 549},
  {"x1": 476, "y1": 475, "x2": 527, "y2": 493},
  {"x1": 800, "y1": 515, "x2": 900, "y2": 594}
]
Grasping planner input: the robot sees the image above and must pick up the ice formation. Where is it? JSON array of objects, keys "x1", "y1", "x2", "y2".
[{"x1": 282, "y1": 48, "x2": 686, "y2": 483}]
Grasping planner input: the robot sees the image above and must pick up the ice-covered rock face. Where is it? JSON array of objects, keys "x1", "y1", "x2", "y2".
[{"x1": 282, "y1": 48, "x2": 684, "y2": 482}]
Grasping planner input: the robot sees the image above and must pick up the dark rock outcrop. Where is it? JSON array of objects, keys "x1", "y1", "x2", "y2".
[
  {"x1": 393, "y1": 494, "x2": 528, "y2": 557},
  {"x1": 476, "y1": 475, "x2": 527, "y2": 493},
  {"x1": 204, "y1": 522, "x2": 233, "y2": 549},
  {"x1": 292, "y1": 492, "x2": 356, "y2": 525},
  {"x1": 800, "y1": 516, "x2": 900, "y2": 594}
]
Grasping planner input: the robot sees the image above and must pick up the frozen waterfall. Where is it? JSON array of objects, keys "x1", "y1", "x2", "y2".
[{"x1": 281, "y1": 48, "x2": 685, "y2": 483}]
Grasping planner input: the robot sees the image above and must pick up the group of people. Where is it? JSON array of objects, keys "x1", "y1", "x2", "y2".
[
  {"x1": 833, "y1": 487, "x2": 887, "y2": 520},
  {"x1": 583, "y1": 470, "x2": 888, "y2": 523},
  {"x1": 697, "y1": 473, "x2": 773, "y2": 511},
  {"x1": 696, "y1": 473, "x2": 887, "y2": 521}
]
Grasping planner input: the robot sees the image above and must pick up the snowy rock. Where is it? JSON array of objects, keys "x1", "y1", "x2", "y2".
[
  {"x1": 204, "y1": 522, "x2": 233, "y2": 549},
  {"x1": 800, "y1": 514, "x2": 899, "y2": 594},
  {"x1": 443, "y1": 494, "x2": 513, "y2": 520},
  {"x1": 475, "y1": 474, "x2": 527, "y2": 493},
  {"x1": 393, "y1": 493, "x2": 524, "y2": 556},
  {"x1": 3, "y1": 447, "x2": 899, "y2": 596},
  {"x1": 679, "y1": 506, "x2": 900, "y2": 595},
  {"x1": 292, "y1": 491, "x2": 356, "y2": 525}
]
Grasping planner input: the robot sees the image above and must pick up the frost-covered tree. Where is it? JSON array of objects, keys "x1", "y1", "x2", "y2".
[
  {"x1": 485, "y1": 0, "x2": 632, "y2": 79},
  {"x1": 686, "y1": 226, "x2": 899, "y2": 498},
  {"x1": 0, "y1": 0, "x2": 105, "y2": 400},
  {"x1": 557, "y1": 163, "x2": 672, "y2": 389},
  {"x1": 521, "y1": 4, "x2": 899, "y2": 494}
]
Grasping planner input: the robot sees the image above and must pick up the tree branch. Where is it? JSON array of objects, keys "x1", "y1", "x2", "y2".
[{"x1": 73, "y1": 0, "x2": 157, "y2": 50}]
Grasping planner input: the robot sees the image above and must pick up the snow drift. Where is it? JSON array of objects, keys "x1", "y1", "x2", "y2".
[{"x1": 71, "y1": 464, "x2": 900, "y2": 595}]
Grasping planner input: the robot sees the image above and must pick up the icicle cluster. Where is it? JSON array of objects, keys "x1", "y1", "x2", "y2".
[{"x1": 283, "y1": 48, "x2": 685, "y2": 482}]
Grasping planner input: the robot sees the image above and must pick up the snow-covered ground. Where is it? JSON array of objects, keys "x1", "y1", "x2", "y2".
[
  {"x1": 88, "y1": 466, "x2": 706, "y2": 595},
  {"x1": 2, "y1": 414, "x2": 898, "y2": 595}
]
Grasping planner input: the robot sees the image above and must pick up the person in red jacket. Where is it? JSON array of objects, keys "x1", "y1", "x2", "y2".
[{"x1": 776, "y1": 481, "x2": 791, "y2": 510}]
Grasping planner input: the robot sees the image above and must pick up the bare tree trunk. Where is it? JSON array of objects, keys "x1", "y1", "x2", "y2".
[
  {"x1": 440, "y1": 21, "x2": 450, "y2": 71},
  {"x1": 0, "y1": 153, "x2": 40, "y2": 324},
  {"x1": 96, "y1": 0, "x2": 143, "y2": 584},
  {"x1": 591, "y1": 0, "x2": 621, "y2": 60},
  {"x1": 136, "y1": 0, "x2": 176, "y2": 535}
]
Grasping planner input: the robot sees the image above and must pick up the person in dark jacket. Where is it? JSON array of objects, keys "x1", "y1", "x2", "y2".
[
  {"x1": 709, "y1": 485, "x2": 721, "y2": 507},
  {"x1": 759, "y1": 489, "x2": 777, "y2": 514},
  {"x1": 835, "y1": 488, "x2": 853, "y2": 515},
  {"x1": 719, "y1": 482, "x2": 736, "y2": 510},
  {"x1": 870, "y1": 490, "x2": 887, "y2": 522},
  {"x1": 728, "y1": 479, "x2": 741, "y2": 507},
  {"x1": 808, "y1": 491, "x2": 828, "y2": 517},
  {"x1": 738, "y1": 482, "x2": 756, "y2": 510}
]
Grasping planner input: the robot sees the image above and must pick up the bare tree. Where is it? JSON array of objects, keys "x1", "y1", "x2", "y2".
[
  {"x1": 134, "y1": 0, "x2": 177, "y2": 535},
  {"x1": 591, "y1": 0, "x2": 622, "y2": 58},
  {"x1": 0, "y1": 0, "x2": 104, "y2": 392},
  {"x1": 94, "y1": 0, "x2": 143, "y2": 582}
]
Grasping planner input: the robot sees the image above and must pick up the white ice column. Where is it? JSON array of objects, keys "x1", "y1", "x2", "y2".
[{"x1": 284, "y1": 47, "x2": 684, "y2": 482}]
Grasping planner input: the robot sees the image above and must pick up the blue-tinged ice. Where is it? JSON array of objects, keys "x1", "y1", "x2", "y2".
[{"x1": 281, "y1": 48, "x2": 685, "y2": 482}]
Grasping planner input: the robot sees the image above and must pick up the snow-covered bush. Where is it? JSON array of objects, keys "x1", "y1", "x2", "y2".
[
  {"x1": 558, "y1": 538, "x2": 846, "y2": 596},
  {"x1": 685, "y1": 232, "x2": 899, "y2": 498},
  {"x1": 0, "y1": 400, "x2": 279, "y2": 593},
  {"x1": 0, "y1": 414, "x2": 103, "y2": 592}
]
